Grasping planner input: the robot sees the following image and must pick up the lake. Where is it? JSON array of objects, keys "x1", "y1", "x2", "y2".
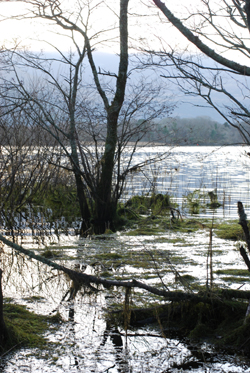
[
  {"x1": 124, "y1": 145, "x2": 250, "y2": 219},
  {"x1": 2, "y1": 145, "x2": 250, "y2": 373}
]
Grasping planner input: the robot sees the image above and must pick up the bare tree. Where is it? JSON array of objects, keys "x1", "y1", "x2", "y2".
[
  {"x1": 0, "y1": 0, "x2": 173, "y2": 234},
  {"x1": 0, "y1": 108, "x2": 65, "y2": 238},
  {"x1": 147, "y1": 0, "x2": 250, "y2": 144}
]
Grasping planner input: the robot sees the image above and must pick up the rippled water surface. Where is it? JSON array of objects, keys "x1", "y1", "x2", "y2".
[
  {"x1": 2, "y1": 146, "x2": 250, "y2": 372},
  {"x1": 124, "y1": 145, "x2": 250, "y2": 218}
]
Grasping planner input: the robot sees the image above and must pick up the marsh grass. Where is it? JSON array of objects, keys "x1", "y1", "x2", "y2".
[
  {"x1": 221, "y1": 276, "x2": 250, "y2": 283},
  {"x1": 215, "y1": 268, "x2": 250, "y2": 276},
  {"x1": 124, "y1": 193, "x2": 172, "y2": 216},
  {"x1": 124, "y1": 217, "x2": 206, "y2": 236},
  {"x1": 214, "y1": 221, "x2": 246, "y2": 240},
  {"x1": 41, "y1": 249, "x2": 62, "y2": 259}
]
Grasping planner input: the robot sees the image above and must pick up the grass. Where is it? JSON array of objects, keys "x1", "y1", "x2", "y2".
[
  {"x1": 215, "y1": 268, "x2": 250, "y2": 276},
  {"x1": 214, "y1": 221, "x2": 246, "y2": 240},
  {"x1": 221, "y1": 276, "x2": 250, "y2": 283},
  {"x1": 124, "y1": 218, "x2": 207, "y2": 237},
  {"x1": 94, "y1": 252, "x2": 123, "y2": 260}
]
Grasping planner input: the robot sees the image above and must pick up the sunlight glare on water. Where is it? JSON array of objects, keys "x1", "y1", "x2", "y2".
[
  {"x1": 123, "y1": 146, "x2": 250, "y2": 219},
  {"x1": 2, "y1": 146, "x2": 250, "y2": 372}
]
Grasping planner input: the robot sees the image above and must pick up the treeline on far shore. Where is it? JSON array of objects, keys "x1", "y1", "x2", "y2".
[
  {"x1": 0, "y1": 115, "x2": 244, "y2": 147},
  {"x1": 140, "y1": 116, "x2": 244, "y2": 145}
]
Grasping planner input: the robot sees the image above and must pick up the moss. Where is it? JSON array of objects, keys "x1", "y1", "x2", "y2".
[
  {"x1": 169, "y1": 219, "x2": 206, "y2": 233},
  {"x1": 23, "y1": 295, "x2": 45, "y2": 302},
  {"x1": 2, "y1": 303, "x2": 60, "y2": 352},
  {"x1": 100, "y1": 271, "x2": 113, "y2": 278},
  {"x1": 152, "y1": 237, "x2": 186, "y2": 244},
  {"x1": 189, "y1": 322, "x2": 213, "y2": 339},
  {"x1": 220, "y1": 317, "x2": 250, "y2": 354},
  {"x1": 180, "y1": 274, "x2": 198, "y2": 282},
  {"x1": 49, "y1": 312, "x2": 64, "y2": 324},
  {"x1": 207, "y1": 202, "x2": 221, "y2": 208},
  {"x1": 104, "y1": 228, "x2": 113, "y2": 234},
  {"x1": 124, "y1": 217, "x2": 205, "y2": 236}
]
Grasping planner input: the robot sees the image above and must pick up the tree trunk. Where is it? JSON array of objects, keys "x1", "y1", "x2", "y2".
[
  {"x1": 0, "y1": 269, "x2": 8, "y2": 346},
  {"x1": 93, "y1": 112, "x2": 119, "y2": 233},
  {"x1": 91, "y1": 0, "x2": 129, "y2": 234},
  {"x1": 74, "y1": 172, "x2": 91, "y2": 236},
  {"x1": 70, "y1": 125, "x2": 91, "y2": 235}
]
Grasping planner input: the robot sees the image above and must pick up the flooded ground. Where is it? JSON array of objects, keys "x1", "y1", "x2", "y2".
[
  {"x1": 2, "y1": 226, "x2": 250, "y2": 373},
  {"x1": 2, "y1": 146, "x2": 250, "y2": 372}
]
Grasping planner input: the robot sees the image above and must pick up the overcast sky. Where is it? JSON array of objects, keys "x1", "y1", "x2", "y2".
[
  {"x1": 0, "y1": 0, "x2": 238, "y2": 122},
  {"x1": 0, "y1": 1, "x2": 201, "y2": 51}
]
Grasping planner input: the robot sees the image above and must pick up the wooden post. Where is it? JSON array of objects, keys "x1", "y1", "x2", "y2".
[
  {"x1": 0, "y1": 269, "x2": 8, "y2": 345},
  {"x1": 238, "y1": 201, "x2": 250, "y2": 252},
  {"x1": 237, "y1": 202, "x2": 250, "y2": 321}
]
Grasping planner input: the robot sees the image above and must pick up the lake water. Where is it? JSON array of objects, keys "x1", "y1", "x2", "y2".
[
  {"x1": 124, "y1": 145, "x2": 250, "y2": 219},
  {"x1": 2, "y1": 145, "x2": 250, "y2": 373}
]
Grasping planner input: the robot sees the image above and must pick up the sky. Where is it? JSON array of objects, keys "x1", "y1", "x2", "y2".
[
  {"x1": 0, "y1": 0, "x2": 200, "y2": 52},
  {"x1": 0, "y1": 0, "x2": 244, "y2": 122}
]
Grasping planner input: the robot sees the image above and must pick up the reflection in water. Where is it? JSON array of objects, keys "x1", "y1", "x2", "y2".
[
  {"x1": 2, "y1": 228, "x2": 250, "y2": 372},
  {"x1": 2, "y1": 146, "x2": 250, "y2": 371},
  {"x1": 100, "y1": 322, "x2": 130, "y2": 373},
  {"x1": 2, "y1": 241, "x2": 250, "y2": 372}
]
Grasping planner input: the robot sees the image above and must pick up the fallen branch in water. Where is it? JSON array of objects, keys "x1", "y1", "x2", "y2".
[{"x1": 1, "y1": 233, "x2": 250, "y2": 303}]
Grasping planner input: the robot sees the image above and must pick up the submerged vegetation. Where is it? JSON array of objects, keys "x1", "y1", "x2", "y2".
[
  {"x1": 124, "y1": 193, "x2": 172, "y2": 216},
  {"x1": 184, "y1": 189, "x2": 222, "y2": 214}
]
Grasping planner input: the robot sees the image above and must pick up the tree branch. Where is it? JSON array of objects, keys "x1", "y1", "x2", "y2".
[{"x1": 152, "y1": 0, "x2": 250, "y2": 75}]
